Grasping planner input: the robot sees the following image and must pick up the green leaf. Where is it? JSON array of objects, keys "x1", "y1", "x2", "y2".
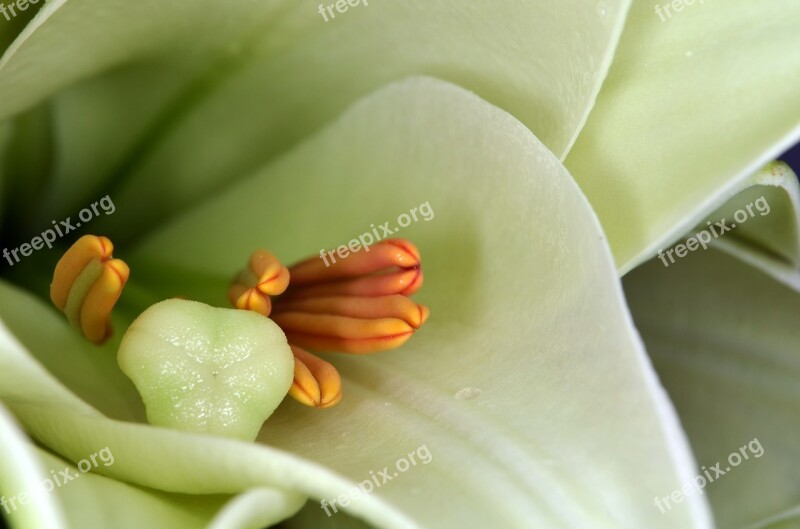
[
  {"x1": 624, "y1": 249, "x2": 800, "y2": 528},
  {"x1": 565, "y1": 0, "x2": 800, "y2": 273}
]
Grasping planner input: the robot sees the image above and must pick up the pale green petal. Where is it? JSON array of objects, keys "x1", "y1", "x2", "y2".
[
  {"x1": 35, "y1": 449, "x2": 230, "y2": 529},
  {"x1": 0, "y1": 0, "x2": 631, "y2": 233},
  {"x1": 207, "y1": 488, "x2": 306, "y2": 529},
  {"x1": 0, "y1": 403, "x2": 65, "y2": 528},
  {"x1": 759, "y1": 520, "x2": 800, "y2": 529},
  {"x1": 0, "y1": 0, "x2": 40, "y2": 54},
  {"x1": 123, "y1": 76, "x2": 710, "y2": 527},
  {"x1": 0, "y1": 280, "x2": 143, "y2": 422},
  {"x1": 705, "y1": 162, "x2": 800, "y2": 291},
  {"x1": 624, "y1": 249, "x2": 800, "y2": 528},
  {"x1": 0, "y1": 317, "x2": 413, "y2": 528},
  {"x1": 565, "y1": 0, "x2": 800, "y2": 273},
  {"x1": 1, "y1": 77, "x2": 709, "y2": 527}
]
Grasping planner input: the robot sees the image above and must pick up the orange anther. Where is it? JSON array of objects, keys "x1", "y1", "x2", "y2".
[
  {"x1": 272, "y1": 312, "x2": 416, "y2": 355},
  {"x1": 274, "y1": 295, "x2": 429, "y2": 329},
  {"x1": 50, "y1": 235, "x2": 129, "y2": 344},
  {"x1": 288, "y1": 346, "x2": 342, "y2": 408},
  {"x1": 290, "y1": 239, "x2": 421, "y2": 286},
  {"x1": 228, "y1": 250, "x2": 290, "y2": 316}
]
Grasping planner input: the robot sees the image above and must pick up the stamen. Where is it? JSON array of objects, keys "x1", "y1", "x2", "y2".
[
  {"x1": 50, "y1": 235, "x2": 129, "y2": 344},
  {"x1": 271, "y1": 312, "x2": 417, "y2": 354},
  {"x1": 288, "y1": 346, "x2": 342, "y2": 408},
  {"x1": 227, "y1": 240, "x2": 428, "y2": 409},
  {"x1": 274, "y1": 295, "x2": 430, "y2": 329},
  {"x1": 228, "y1": 250, "x2": 290, "y2": 316},
  {"x1": 284, "y1": 267, "x2": 423, "y2": 299},
  {"x1": 290, "y1": 239, "x2": 420, "y2": 285}
]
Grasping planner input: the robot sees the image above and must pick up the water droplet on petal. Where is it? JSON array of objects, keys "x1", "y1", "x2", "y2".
[{"x1": 597, "y1": 2, "x2": 607, "y2": 17}]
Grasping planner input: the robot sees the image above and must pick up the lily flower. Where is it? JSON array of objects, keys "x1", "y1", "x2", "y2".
[{"x1": 0, "y1": 1, "x2": 798, "y2": 528}]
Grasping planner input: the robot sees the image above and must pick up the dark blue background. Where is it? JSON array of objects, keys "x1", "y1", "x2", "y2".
[{"x1": 781, "y1": 141, "x2": 800, "y2": 177}]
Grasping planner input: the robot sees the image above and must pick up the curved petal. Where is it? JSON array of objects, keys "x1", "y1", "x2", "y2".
[
  {"x1": 124, "y1": 76, "x2": 710, "y2": 527},
  {"x1": 624, "y1": 249, "x2": 800, "y2": 527},
  {"x1": 207, "y1": 488, "x2": 306, "y2": 529},
  {"x1": 707, "y1": 162, "x2": 800, "y2": 292},
  {"x1": 34, "y1": 449, "x2": 233, "y2": 529},
  {"x1": 0, "y1": 280, "x2": 143, "y2": 422},
  {"x1": 0, "y1": 0, "x2": 630, "y2": 234},
  {"x1": 565, "y1": 0, "x2": 800, "y2": 273},
  {"x1": 0, "y1": 403, "x2": 66, "y2": 529}
]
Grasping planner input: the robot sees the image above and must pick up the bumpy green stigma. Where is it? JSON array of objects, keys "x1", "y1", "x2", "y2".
[{"x1": 118, "y1": 299, "x2": 294, "y2": 441}]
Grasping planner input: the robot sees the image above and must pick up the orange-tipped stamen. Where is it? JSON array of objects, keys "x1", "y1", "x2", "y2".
[
  {"x1": 50, "y1": 235, "x2": 129, "y2": 344},
  {"x1": 51, "y1": 235, "x2": 113, "y2": 310},
  {"x1": 290, "y1": 239, "x2": 420, "y2": 285},
  {"x1": 288, "y1": 346, "x2": 342, "y2": 408},
  {"x1": 274, "y1": 295, "x2": 429, "y2": 329},
  {"x1": 249, "y1": 250, "x2": 291, "y2": 295},
  {"x1": 272, "y1": 312, "x2": 415, "y2": 354},
  {"x1": 284, "y1": 267, "x2": 423, "y2": 300},
  {"x1": 228, "y1": 240, "x2": 428, "y2": 407},
  {"x1": 228, "y1": 250, "x2": 290, "y2": 316},
  {"x1": 234, "y1": 287, "x2": 272, "y2": 316}
]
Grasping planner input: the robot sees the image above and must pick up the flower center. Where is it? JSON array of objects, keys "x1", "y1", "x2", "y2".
[{"x1": 50, "y1": 235, "x2": 429, "y2": 411}]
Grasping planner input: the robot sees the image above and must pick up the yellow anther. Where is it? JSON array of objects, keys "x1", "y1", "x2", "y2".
[
  {"x1": 228, "y1": 250, "x2": 290, "y2": 317},
  {"x1": 50, "y1": 235, "x2": 129, "y2": 344},
  {"x1": 289, "y1": 346, "x2": 342, "y2": 409}
]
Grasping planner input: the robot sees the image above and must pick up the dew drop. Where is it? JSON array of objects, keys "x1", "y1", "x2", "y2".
[
  {"x1": 455, "y1": 387, "x2": 482, "y2": 400},
  {"x1": 597, "y1": 2, "x2": 607, "y2": 17}
]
